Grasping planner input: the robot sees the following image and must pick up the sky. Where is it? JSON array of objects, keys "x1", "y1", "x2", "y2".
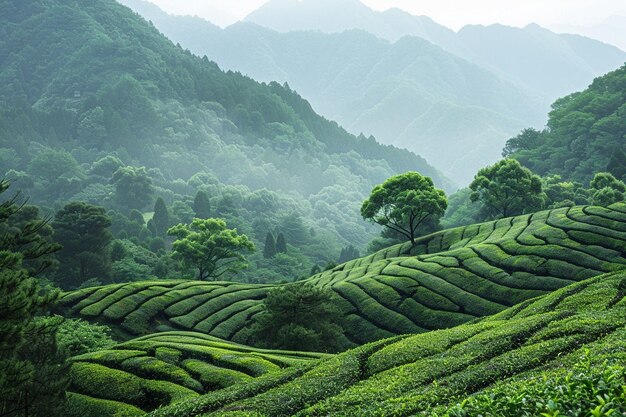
[{"x1": 146, "y1": 0, "x2": 626, "y2": 30}]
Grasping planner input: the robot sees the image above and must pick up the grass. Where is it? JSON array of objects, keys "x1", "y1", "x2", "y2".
[{"x1": 58, "y1": 203, "x2": 626, "y2": 346}]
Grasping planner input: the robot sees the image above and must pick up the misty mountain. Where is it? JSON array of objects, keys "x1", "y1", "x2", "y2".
[
  {"x1": 116, "y1": 0, "x2": 539, "y2": 183},
  {"x1": 551, "y1": 16, "x2": 626, "y2": 53},
  {"x1": 245, "y1": 0, "x2": 626, "y2": 99}
]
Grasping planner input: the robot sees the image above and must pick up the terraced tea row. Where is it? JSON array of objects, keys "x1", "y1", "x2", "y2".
[
  {"x1": 66, "y1": 332, "x2": 327, "y2": 416},
  {"x1": 147, "y1": 270, "x2": 626, "y2": 417},
  {"x1": 59, "y1": 203, "x2": 626, "y2": 345}
]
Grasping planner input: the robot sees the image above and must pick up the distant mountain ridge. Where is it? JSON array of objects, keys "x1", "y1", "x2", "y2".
[{"x1": 119, "y1": 0, "x2": 625, "y2": 184}]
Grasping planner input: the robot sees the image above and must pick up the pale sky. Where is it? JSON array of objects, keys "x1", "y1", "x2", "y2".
[{"x1": 146, "y1": 0, "x2": 626, "y2": 30}]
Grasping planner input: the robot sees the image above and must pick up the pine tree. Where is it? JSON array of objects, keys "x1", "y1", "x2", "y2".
[
  {"x1": 263, "y1": 232, "x2": 276, "y2": 259},
  {"x1": 153, "y1": 197, "x2": 170, "y2": 237},
  {"x1": 0, "y1": 181, "x2": 67, "y2": 415},
  {"x1": 275, "y1": 232, "x2": 287, "y2": 254},
  {"x1": 193, "y1": 190, "x2": 211, "y2": 219}
]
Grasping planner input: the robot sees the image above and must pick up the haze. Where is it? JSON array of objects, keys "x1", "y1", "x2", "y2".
[{"x1": 146, "y1": 0, "x2": 626, "y2": 30}]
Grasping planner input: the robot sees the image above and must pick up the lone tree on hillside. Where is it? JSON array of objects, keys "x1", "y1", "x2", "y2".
[
  {"x1": 361, "y1": 172, "x2": 447, "y2": 244},
  {"x1": 469, "y1": 159, "x2": 544, "y2": 220},
  {"x1": 250, "y1": 283, "x2": 347, "y2": 353},
  {"x1": 167, "y1": 218, "x2": 254, "y2": 281}
]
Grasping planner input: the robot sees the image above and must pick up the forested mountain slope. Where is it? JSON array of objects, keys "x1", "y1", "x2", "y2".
[
  {"x1": 507, "y1": 64, "x2": 626, "y2": 184},
  {"x1": 0, "y1": 0, "x2": 451, "y2": 277},
  {"x1": 66, "y1": 269, "x2": 626, "y2": 416},
  {"x1": 60, "y1": 202, "x2": 626, "y2": 346},
  {"x1": 118, "y1": 0, "x2": 625, "y2": 184}
]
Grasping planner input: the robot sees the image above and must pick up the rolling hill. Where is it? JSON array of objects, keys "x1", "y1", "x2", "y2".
[
  {"x1": 66, "y1": 269, "x2": 626, "y2": 416},
  {"x1": 60, "y1": 202, "x2": 626, "y2": 346},
  {"x1": 66, "y1": 331, "x2": 328, "y2": 416}
]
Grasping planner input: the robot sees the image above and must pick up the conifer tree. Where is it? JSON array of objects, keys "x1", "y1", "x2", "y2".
[
  {"x1": 153, "y1": 197, "x2": 170, "y2": 237},
  {"x1": 193, "y1": 190, "x2": 211, "y2": 219},
  {"x1": 263, "y1": 232, "x2": 276, "y2": 259},
  {"x1": 0, "y1": 181, "x2": 67, "y2": 416},
  {"x1": 275, "y1": 232, "x2": 287, "y2": 254}
]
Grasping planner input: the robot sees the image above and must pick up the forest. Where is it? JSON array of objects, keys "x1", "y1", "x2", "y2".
[{"x1": 0, "y1": 0, "x2": 625, "y2": 416}]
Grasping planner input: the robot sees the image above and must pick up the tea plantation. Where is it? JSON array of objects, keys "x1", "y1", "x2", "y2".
[
  {"x1": 68, "y1": 270, "x2": 626, "y2": 416},
  {"x1": 59, "y1": 203, "x2": 626, "y2": 345},
  {"x1": 66, "y1": 332, "x2": 328, "y2": 416}
]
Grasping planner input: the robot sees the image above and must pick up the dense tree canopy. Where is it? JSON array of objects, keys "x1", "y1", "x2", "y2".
[
  {"x1": 505, "y1": 64, "x2": 626, "y2": 183},
  {"x1": 0, "y1": 182, "x2": 65, "y2": 416},
  {"x1": 361, "y1": 172, "x2": 447, "y2": 244},
  {"x1": 251, "y1": 283, "x2": 347, "y2": 352},
  {"x1": 52, "y1": 202, "x2": 112, "y2": 289},
  {"x1": 168, "y1": 218, "x2": 255, "y2": 281},
  {"x1": 470, "y1": 159, "x2": 544, "y2": 220}
]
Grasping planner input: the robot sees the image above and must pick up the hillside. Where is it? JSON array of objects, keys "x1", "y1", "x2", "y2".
[
  {"x1": 507, "y1": 64, "x2": 626, "y2": 184},
  {"x1": 0, "y1": 0, "x2": 453, "y2": 282},
  {"x1": 60, "y1": 202, "x2": 626, "y2": 345},
  {"x1": 66, "y1": 269, "x2": 626, "y2": 416},
  {"x1": 66, "y1": 332, "x2": 328, "y2": 415},
  {"x1": 119, "y1": 0, "x2": 626, "y2": 184}
]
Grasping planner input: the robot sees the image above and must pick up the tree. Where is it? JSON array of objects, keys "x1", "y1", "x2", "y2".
[
  {"x1": 152, "y1": 197, "x2": 170, "y2": 237},
  {"x1": 338, "y1": 245, "x2": 360, "y2": 264},
  {"x1": 193, "y1": 190, "x2": 211, "y2": 219},
  {"x1": 167, "y1": 218, "x2": 254, "y2": 281},
  {"x1": 361, "y1": 172, "x2": 447, "y2": 244},
  {"x1": 469, "y1": 159, "x2": 544, "y2": 220},
  {"x1": 589, "y1": 172, "x2": 626, "y2": 206},
  {"x1": 52, "y1": 202, "x2": 112, "y2": 289},
  {"x1": 0, "y1": 181, "x2": 66, "y2": 416},
  {"x1": 110, "y1": 166, "x2": 154, "y2": 211},
  {"x1": 275, "y1": 232, "x2": 287, "y2": 253},
  {"x1": 502, "y1": 128, "x2": 542, "y2": 157},
  {"x1": 250, "y1": 283, "x2": 347, "y2": 352},
  {"x1": 263, "y1": 232, "x2": 276, "y2": 259}
]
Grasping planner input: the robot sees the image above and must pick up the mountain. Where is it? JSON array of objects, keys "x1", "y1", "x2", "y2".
[
  {"x1": 60, "y1": 202, "x2": 626, "y2": 347},
  {"x1": 551, "y1": 16, "x2": 626, "y2": 52},
  {"x1": 507, "y1": 64, "x2": 626, "y2": 183},
  {"x1": 66, "y1": 265, "x2": 626, "y2": 415},
  {"x1": 243, "y1": 0, "x2": 455, "y2": 45},
  {"x1": 0, "y1": 0, "x2": 454, "y2": 278},
  {"x1": 244, "y1": 0, "x2": 626, "y2": 99},
  {"x1": 119, "y1": 0, "x2": 625, "y2": 184}
]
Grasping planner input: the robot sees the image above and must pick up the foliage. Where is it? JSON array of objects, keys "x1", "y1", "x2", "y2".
[
  {"x1": 589, "y1": 172, "x2": 626, "y2": 206},
  {"x1": 263, "y1": 232, "x2": 276, "y2": 259},
  {"x1": 111, "y1": 166, "x2": 154, "y2": 211},
  {"x1": 507, "y1": 64, "x2": 626, "y2": 183},
  {"x1": 470, "y1": 159, "x2": 544, "y2": 220},
  {"x1": 361, "y1": 172, "x2": 447, "y2": 243},
  {"x1": 52, "y1": 202, "x2": 113, "y2": 289},
  {"x1": 56, "y1": 318, "x2": 116, "y2": 357},
  {"x1": 168, "y1": 218, "x2": 255, "y2": 281},
  {"x1": 0, "y1": 181, "x2": 65, "y2": 416},
  {"x1": 193, "y1": 190, "x2": 211, "y2": 219},
  {"x1": 251, "y1": 283, "x2": 347, "y2": 352},
  {"x1": 275, "y1": 232, "x2": 287, "y2": 254},
  {"x1": 58, "y1": 202, "x2": 626, "y2": 346},
  {"x1": 445, "y1": 352, "x2": 626, "y2": 417},
  {"x1": 153, "y1": 197, "x2": 171, "y2": 238},
  {"x1": 147, "y1": 271, "x2": 626, "y2": 417}
]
